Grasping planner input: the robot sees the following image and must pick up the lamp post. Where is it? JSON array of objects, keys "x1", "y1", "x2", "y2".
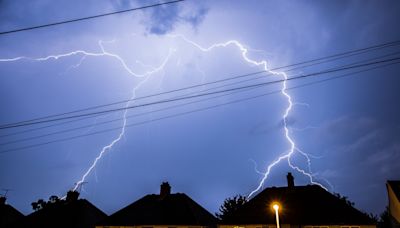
[{"x1": 272, "y1": 203, "x2": 280, "y2": 228}]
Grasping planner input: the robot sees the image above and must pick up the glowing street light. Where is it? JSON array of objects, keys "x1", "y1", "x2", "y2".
[{"x1": 272, "y1": 202, "x2": 280, "y2": 228}]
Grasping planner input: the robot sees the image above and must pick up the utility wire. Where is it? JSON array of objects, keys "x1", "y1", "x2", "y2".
[
  {"x1": 1, "y1": 56, "x2": 399, "y2": 131},
  {"x1": 5, "y1": 40, "x2": 400, "y2": 125},
  {"x1": 0, "y1": 114, "x2": 107, "y2": 138},
  {"x1": 1, "y1": 56, "x2": 399, "y2": 130},
  {"x1": 0, "y1": 81, "x2": 266, "y2": 146},
  {"x1": 2, "y1": 50, "x2": 400, "y2": 143},
  {"x1": 0, "y1": 0, "x2": 185, "y2": 36},
  {"x1": 1, "y1": 39, "x2": 400, "y2": 129},
  {"x1": 1, "y1": 60, "x2": 398, "y2": 154}
]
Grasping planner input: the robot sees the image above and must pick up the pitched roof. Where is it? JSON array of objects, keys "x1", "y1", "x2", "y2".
[
  {"x1": 99, "y1": 193, "x2": 217, "y2": 226},
  {"x1": 0, "y1": 203, "x2": 24, "y2": 227},
  {"x1": 387, "y1": 181, "x2": 400, "y2": 202},
  {"x1": 15, "y1": 199, "x2": 106, "y2": 228},
  {"x1": 222, "y1": 185, "x2": 375, "y2": 225}
]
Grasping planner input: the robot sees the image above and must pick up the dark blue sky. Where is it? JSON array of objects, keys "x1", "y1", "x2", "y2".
[{"x1": 0, "y1": 0, "x2": 400, "y2": 216}]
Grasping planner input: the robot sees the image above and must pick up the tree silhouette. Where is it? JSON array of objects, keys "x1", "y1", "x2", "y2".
[
  {"x1": 49, "y1": 195, "x2": 60, "y2": 204},
  {"x1": 31, "y1": 195, "x2": 62, "y2": 211},
  {"x1": 378, "y1": 206, "x2": 390, "y2": 228},
  {"x1": 31, "y1": 191, "x2": 79, "y2": 211},
  {"x1": 334, "y1": 193, "x2": 355, "y2": 206},
  {"x1": 37, "y1": 199, "x2": 47, "y2": 209},
  {"x1": 31, "y1": 199, "x2": 47, "y2": 211},
  {"x1": 215, "y1": 195, "x2": 247, "y2": 220},
  {"x1": 31, "y1": 201, "x2": 39, "y2": 211}
]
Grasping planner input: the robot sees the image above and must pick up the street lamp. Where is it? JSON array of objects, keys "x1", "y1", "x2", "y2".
[{"x1": 272, "y1": 202, "x2": 280, "y2": 228}]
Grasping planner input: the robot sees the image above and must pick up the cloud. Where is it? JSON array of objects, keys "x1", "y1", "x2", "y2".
[
  {"x1": 144, "y1": 2, "x2": 208, "y2": 35},
  {"x1": 340, "y1": 129, "x2": 380, "y2": 154},
  {"x1": 248, "y1": 116, "x2": 295, "y2": 136},
  {"x1": 112, "y1": 0, "x2": 209, "y2": 35},
  {"x1": 248, "y1": 121, "x2": 273, "y2": 136},
  {"x1": 316, "y1": 115, "x2": 400, "y2": 178},
  {"x1": 314, "y1": 115, "x2": 377, "y2": 145},
  {"x1": 318, "y1": 169, "x2": 339, "y2": 179},
  {"x1": 306, "y1": 114, "x2": 400, "y2": 213}
]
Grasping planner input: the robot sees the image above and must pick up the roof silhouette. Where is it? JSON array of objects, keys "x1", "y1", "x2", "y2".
[
  {"x1": 223, "y1": 185, "x2": 375, "y2": 225},
  {"x1": 0, "y1": 198, "x2": 24, "y2": 228},
  {"x1": 99, "y1": 192, "x2": 217, "y2": 226},
  {"x1": 14, "y1": 198, "x2": 106, "y2": 228}
]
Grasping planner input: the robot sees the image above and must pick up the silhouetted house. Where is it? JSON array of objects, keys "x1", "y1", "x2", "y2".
[
  {"x1": 220, "y1": 173, "x2": 376, "y2": 228},
  {"x1": 14, "y1": 191, "x2": 106, "y2": 228},
  {"x1": 0, "y1": 196, "x2": 24, "y2": 228},
  {"x1": 387, "y1": 181, "x2": 400, "y2": 228},
  {"x1": 96, "y1": 182, "x2": 217, "y2": 228}
]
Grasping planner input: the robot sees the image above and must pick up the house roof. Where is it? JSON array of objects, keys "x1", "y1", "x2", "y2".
[
  {"x1": 99, "y1": 193, "x2": 217, "y2": 226},
  {"x1": 222, "y1": 185, "x2": 375, "y2": 225},
  {"x1": 387, "y1": 181, "x2": 400, "y2": 202},
  {"x1": 0, "y1": 203, "x2": 24, "y2": 227},
  {"x1": 15, "y1": 198, "x2": 106, "y2": 228}
]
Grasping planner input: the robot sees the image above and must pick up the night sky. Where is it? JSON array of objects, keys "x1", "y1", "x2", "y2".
[{"x1": 1, "y1": 0, "x2": 400, "y2": 216}]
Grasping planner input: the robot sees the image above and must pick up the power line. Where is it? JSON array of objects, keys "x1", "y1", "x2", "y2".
[
  {"x1": 2, "y1": 50, "x2": 400, "y2": 144},
  {"x1": 0, "y1": 71, "x2": 268, "y2": 128},
  {"x1": 1, "y1": 56, "x2": 399, "y2": 130},
  {"x1": 0, "y1": 81, "x2": 266, "y2": 146},
  {"x1": 1, "y1": 39, "x2": 400, "y2": 129},
  {"x1": 1, "y1": 56, "x2": 399, "y2": 142},
  {"x1": 0, "y1": 0, "x2": 185, "y2": 36},
  {"x1": 0, "y1": 72, "x2": 279, "y2": 138},
  {"x1": 0, "y1": 114, "x2": 108, "y2": 138},
  {"x1": 1, "y1": 60, "x2": 398, "y2": 154}
]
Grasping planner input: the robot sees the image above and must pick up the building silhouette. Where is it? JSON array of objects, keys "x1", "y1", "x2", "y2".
[
  {"x1": 0, "y1": 196, "x2": 24, "y2": 228},
  {"x1": 220, "y1": 173, "x2": 376, "y2": 228},
  {"x1": 96, "y1": 182, "x2": 217, "y2": 228},
  {"x1": 2, "y1": 177, "x2": 383, "y2": 228},
  {"x1": 387, "y1": 180, "x2": 400, "y2": 228},
  {"x1": 13, "y1": 191, "x2": 106, "y2": 228}
]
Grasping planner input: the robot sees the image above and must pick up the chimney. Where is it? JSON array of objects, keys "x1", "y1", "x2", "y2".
[
  {"x1": 287, "y1": 172, "x2": 294, "y2": 188},
  {"x1": 0, "y1": 196, "x2": 6, "y2": 205},
  {"x1": 66, "y1": 190, "x2": 79, "y2": 202},
  {"x1": 160, "y1": 182, "x2": 171, "y2": 198}
]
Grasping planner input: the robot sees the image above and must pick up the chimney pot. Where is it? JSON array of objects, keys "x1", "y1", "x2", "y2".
[
  {"x1": 287, "y1": 172, "x2": 295, "y2": 188},
  {"x1": 0, "y1": 196, "x2": 6, "y2": 205},
  {"x1": 160, "y1": 182, "x2": 171, "y2": 197},
  {"x1": 66, "y1": 190, "x2": 79, "y2": 202}
]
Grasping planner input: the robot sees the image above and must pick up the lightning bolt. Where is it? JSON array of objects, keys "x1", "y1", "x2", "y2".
[
  {"x1": 72, "y1": 49, "x2": 174, "y2": 191},
  {"x1": 169, "y1": 34, "x2": 327, "y2": 197},
  {"x1": 1, "y1": 34, "x2": 328, "y2": 198},
  {"x1": 0, "y1": 40, "x2": 175, "y2": 193}
]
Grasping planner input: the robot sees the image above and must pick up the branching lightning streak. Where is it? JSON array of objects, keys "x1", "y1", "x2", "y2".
[
  {"x1": 72, "y1": 47, "x2": 174, "y2": 191},
  {"x1": 1, "y1": 34, "x2": 328, "y2": 197},
  {"x1": 0, "y1": 41, "x2": 175, "y2": 192},
  {"x1": 170, "y1": 34, "x2": 327, "y2": 197}
]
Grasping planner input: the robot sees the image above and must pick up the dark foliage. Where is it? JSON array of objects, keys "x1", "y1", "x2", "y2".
[
  {"x1": 49, "y1": 195, "x2": 60, "y2": 204},
  {"x1": 334, "y1": 192, "x2": 380, "y2": 224},
  {"x1": 30, "y1": 191, "x2": 79, "y2": 211},
  {"x1": 334, "y1": 193, "x2": 355, "y2": 206},
  {"x1": 215, "y1": 194, "x2": 247, "y2": 220},
  {"x1": 377, "y1": 206, "x2": 390, "y2": 228}
]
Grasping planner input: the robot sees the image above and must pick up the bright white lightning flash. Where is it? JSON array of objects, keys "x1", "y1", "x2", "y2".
[
  {"x1": 0, "y1": 41, "x2": 175, "y2": 192},
  {"x1": 169, "y1": 34, "x2": 327, "y2": 197},
  {"x1": 1, "y1": 34, "x2": 328, "y2": 197},
  {"x1": 72, "y1": 48, "x2": 175, "y2": 191}
]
